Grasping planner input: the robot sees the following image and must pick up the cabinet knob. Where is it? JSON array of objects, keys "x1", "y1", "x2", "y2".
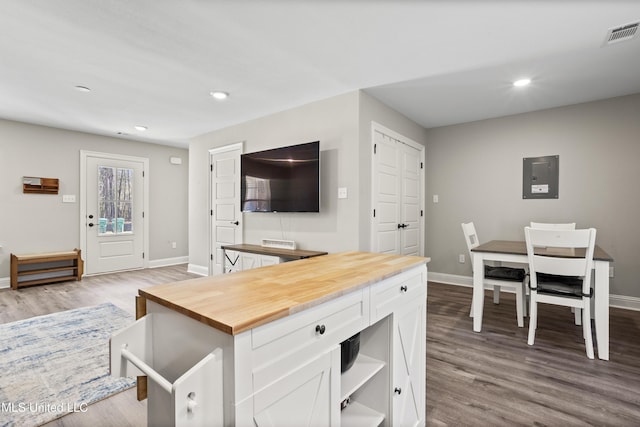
[
  {"x1": 315, "y1": 324, "x2": 326, "y2": 335},
  {"x1": 400, "y1": 285, "x2": 408, "y2": 293},
  {"x1": 394, "y1": 387, "x2": 402, "y2": 395}
]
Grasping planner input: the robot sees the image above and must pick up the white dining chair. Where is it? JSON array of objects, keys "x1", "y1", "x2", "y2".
[
  {"x1": 530, "y1": 221, "x2": 584, "y2": 325},
  {"x1": 524, "y1": 226, "x2": 597, "y2": 359},
  {"x1": 462, "y1": 222, "x2": 527, "y2": 327}
]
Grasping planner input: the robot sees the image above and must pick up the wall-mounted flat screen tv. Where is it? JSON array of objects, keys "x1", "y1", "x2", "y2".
[{"x1": 241, "y1": 141, "x2": 320, "y2": 212}]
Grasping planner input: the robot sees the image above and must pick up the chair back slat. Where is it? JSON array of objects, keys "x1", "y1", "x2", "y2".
[
  {"x1": 533, "y1": 256, "x2": 589, "y2": 277},
  {"x1": 530, "y1": 222, "x2": 576, "y2": 230},
  {"x1": 527, "y1": 228, "x2": 593, "y2": 249},
  {"x1": 461, "y1": 222, "x2": 479, "y2": 266}
]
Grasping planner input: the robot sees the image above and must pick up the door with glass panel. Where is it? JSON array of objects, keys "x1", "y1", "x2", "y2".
[{"x1": 84, "y1": 154, "x2": 146, "y2": 274}]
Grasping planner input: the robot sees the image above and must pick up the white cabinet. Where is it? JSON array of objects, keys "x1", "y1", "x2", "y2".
[
  {"x1": 370, "y1": 268, "x2": 427, "y2": 427},
  {"x1": 228, "y1": 251, "x2": 281, "y2": 272},
  {"x1": 240, "y1": 252, "x2": 281, "y2": 270},
  {"x1": 391, "y1": 301, "x2": 426, "y2": 427},
  {"x1": 112, "y1": 261, "x2": 427, "y2": 427},
  {"x1": 252, "y1": 348, "x2": 340, "y2": 427}
]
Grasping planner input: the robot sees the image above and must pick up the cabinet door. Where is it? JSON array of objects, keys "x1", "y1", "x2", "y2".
[
  {"x1": 391, "y1": 301, "x2": 426, "y2": 427},
  {"x1": 259, "y1": 254, "x2": 280, "y2": 267},
  {"x1": 240, "y1": 252, "x2": 259, "y2": 270},
  {"x1": 252, "y1": 348, "x2": 339, "y2": 427},
  {"x1": 224, "y1": 250, "x2": 242, "y2": 273}
]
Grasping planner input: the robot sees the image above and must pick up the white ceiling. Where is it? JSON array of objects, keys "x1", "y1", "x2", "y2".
[{"x1": 1, "y1": 1, "x2": 640, "y2": 148}]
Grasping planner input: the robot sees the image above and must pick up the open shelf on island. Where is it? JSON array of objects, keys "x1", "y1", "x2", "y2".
[
  {"x1": 341, "y1": 353, "x2": 385, "y2": 401},
  {"x1": 341, "y1": 400, "x2": 385, "y2": 427}
]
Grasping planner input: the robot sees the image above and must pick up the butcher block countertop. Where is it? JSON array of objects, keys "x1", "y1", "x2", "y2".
[{"x1": 139, "y1": 251, "x2": 429, "y2": 335}]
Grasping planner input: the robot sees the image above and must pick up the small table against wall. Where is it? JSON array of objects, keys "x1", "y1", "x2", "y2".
[{"x1": 220, "y1": 244, "x2": 327, "y2": 273}]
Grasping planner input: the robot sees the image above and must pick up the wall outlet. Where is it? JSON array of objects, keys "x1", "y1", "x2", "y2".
[
  {"x1": 171, "y1": 242, "x2": 177, "y2": 249},
  {"x1": 458, "y1": 254, "x2": 465, "y2": 263},
  {"x1": 609, "y1": 266, "x2": 614, "y2": 278}
]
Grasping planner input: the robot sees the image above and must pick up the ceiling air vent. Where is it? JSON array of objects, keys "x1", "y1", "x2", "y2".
[{"x1": 603, "y1": 22, "x2": 639, "y2": 46}]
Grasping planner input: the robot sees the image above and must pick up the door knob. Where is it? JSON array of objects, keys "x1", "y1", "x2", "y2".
[
  {"x1": 88, "y1": 214, "x2": 94, "y2": 219},
  {"x1": 88, "y1": 223, "x2": 94, "y2": 227},
  {"x1": 231, "y1": 221, "x2": 239, "y2": 225}
]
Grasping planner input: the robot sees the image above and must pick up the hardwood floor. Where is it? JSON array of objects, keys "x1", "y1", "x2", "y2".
[
  {"x1": 2, "y1": 267, "x2": 639, "y2": 426},
  {"x1": 427, "y1": 283, "x2": 640, "y2": 426}
]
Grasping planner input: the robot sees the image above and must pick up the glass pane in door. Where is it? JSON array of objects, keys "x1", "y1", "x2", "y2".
[{"x1": 98, "y1": 166, "x2": 134, "y2": 235}]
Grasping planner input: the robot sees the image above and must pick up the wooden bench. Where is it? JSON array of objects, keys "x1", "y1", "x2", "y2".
[{"x1": 10, "y1": 249, "x2": 84, "y2": 290}]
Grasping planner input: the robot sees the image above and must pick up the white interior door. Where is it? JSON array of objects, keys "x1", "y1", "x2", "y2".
[
  {"x1": 83, "y1": 152, "x2": 147, "y2": 274},
  {"x1": 371, "y1": 125, "x2": 424, "y2": 256},
  {"x1": 210, "y1": 143, "x2": 243, "y2": 275},
  {"x1": 399, "y1": 143, "x2": 421, "y2": 256}
]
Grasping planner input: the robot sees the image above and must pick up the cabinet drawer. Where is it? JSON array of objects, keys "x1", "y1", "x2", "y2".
[
  {"x1": 370, "y1": 268, "x2": 426, "y2": 322},
  {"x1": 251, "y1": 289, "x2": 366, "y2": 391}
]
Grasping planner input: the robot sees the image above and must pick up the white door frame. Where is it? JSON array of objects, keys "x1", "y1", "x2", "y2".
[
  {"x1": 370, "y1": 121, "x2": 425, "y2": 255},
  {"x1": 80, "y1": 150, "x2": 150, "y2": 274},
  {"x1": 209, "y1": 142, "x2": 244, "y2": 275}
]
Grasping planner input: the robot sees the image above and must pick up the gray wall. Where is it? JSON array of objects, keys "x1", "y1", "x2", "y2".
[
  {"x1": 425, "y1": 93, "x2": 640, "y2": 298},
  {"x1": 0, "y1": 119, "x2": 189, "y2": 280},
  {"x1": 188, "y1": 90, "x2": 429, "y2": 271},
  {"x1": 188, "y1": 91, "x2": 361, "y2": 270}
]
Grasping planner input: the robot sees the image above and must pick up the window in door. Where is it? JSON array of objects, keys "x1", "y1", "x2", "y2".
[{"x1": 98, "y1": 166, "x2": 134, "y2": 235}]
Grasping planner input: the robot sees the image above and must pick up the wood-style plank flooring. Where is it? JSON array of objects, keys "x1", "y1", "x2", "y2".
[{"x1": 1, "y1": 265, "x2": 639, "y2": 426}]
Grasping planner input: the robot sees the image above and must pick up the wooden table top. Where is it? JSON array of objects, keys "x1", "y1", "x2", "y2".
[
  {"x1": 472, "y1": 240, "x2": 613, "y2": 262},
  {"x1": 221, "y1": 243, "x2": 327, "y2": 260},
  {"x1": 140, "y1": 251, "x2": 429, "y2": 335}
]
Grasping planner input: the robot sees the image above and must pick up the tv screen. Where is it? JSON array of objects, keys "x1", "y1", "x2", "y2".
[{"x1": 241, "y1": 141, "x2": 320, "y2": 212}]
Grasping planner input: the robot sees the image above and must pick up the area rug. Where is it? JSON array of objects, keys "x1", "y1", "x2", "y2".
[{"x1": 0, "y1": 303, "x2": 137, "y2": 427}]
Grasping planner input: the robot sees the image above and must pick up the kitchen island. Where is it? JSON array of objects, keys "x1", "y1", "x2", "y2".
[{"x1": 110, "y1": 251, "x2": 429, "y2": 426}]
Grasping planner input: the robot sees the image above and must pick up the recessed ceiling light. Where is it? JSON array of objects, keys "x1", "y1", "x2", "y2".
[
  {"x1": 134, "y1": 125, "x2": 147, "y2": 132},
  {"x1": 513, "y1": 78, "x2": 531, "y2": 87},
  {"x1": 74, "y1": 85, "x2": 91, "y2": 92},
  {"x1": 210, "y1": 91, "x2": 229, "y2": 100}
]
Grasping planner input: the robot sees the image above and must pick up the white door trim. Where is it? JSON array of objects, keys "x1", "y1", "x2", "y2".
[
  {"x1": 209, "y1": 142, "x2": 244, "y2": 275},
  {"x1": 80, "y1": 150, "x2": 150, "y2": 274},
  {"x1": 370, "y1": 121, "x2": 425, "y2": 256}
]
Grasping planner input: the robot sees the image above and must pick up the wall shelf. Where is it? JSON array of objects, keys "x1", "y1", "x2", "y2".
[{"x1": 23, "y1": 176, "x2": 59, "y2": 194}]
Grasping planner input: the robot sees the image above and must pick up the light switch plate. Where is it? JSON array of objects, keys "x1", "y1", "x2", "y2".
[
  {"x1": 338, "y1": 187, "x2": 348, "y2": 199},
  {"x1": 62, "y1": 194, "x2": 76, "y2": 203}
]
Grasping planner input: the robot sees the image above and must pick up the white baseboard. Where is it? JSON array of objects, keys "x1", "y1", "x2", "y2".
[
  {"x1": 0, "y1": 277, "x2": 9, "y2": 290},
  {"x1": 187, "y1": 263, "x2": 209, "y2": 276},
  {"x1": 148, "y1": 256, "x2": 189, "y2": 269},
  {"x1": 428, "y1": 272, "x2": 640, "y2": 312}
]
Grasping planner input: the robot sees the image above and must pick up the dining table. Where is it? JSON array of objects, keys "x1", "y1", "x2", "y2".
[{"x1": 471, "y1": 240, "x2": 614, "y2": 360}]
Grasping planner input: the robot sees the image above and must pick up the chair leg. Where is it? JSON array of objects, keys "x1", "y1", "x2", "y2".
[
  {"x1": 493, "y1": 285, "x2": 500, "y2": 304},
  {"x1": 469, "y1": 293, "x2": 474, "y2": 317},
  {"x1": 574, "y1": 308, "x2": 582, "y2": 326},
  {"x1": 522, "y1": 280, "x2": 528, "y2": 318},
  {"x1": 582, "y1": 300, "x2": 595, "y2": 359},
  {"x1": 527, "y1": 293, "x2": 538, "y2": 345},
  {"x1": 515, "y1": 286, "x2": 524, "y2": 328}
]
